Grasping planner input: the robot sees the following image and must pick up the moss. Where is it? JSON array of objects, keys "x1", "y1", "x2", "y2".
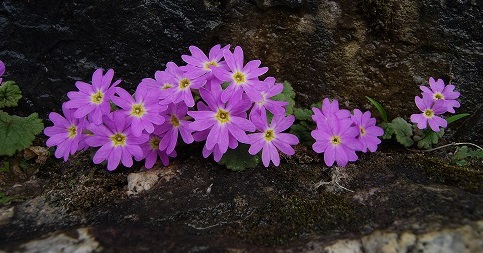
[
  {"x1": 412, "y1": 154, "x2": 483, "y2": 193},
  {"x1": 359, "y1": 0, "x2": 397, "y2": 34},
  {"x1": 229, "y1": 193, "x2": 361, "y2": 246}
]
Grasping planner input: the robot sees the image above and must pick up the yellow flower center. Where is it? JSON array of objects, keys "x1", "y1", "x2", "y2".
[
  {"x1": 203, "y1": 61, "x2": 218, "y2": 70},
  {"x1": 433, "y1": 92, "x2": 444, "y2": 100},
  {"x1": 424, "y1": 109, "x2": 434, "y2": 118},
  {"x1": 264, "y1": 129, "x2": 276, "y2": 141},
  {"x1": 232, "y1": 71, "x2": 246, "y2": 85},
  {"x1": 149, "y1": 136, "x2": 160, "y2": 150},
  {"x1": 178, "y1": 78, "x2": 191, "y2": 90},
  {"x1": 360, "y1": 126, "x2": 366, "y2": 136},
  {"x1": 170, "y1": 114, "x2": 180, "y2": 127},
  {"x1": 90, "y1": 90, "x2": 104, "y2": 104},
  {"x1": 162, "y1": 83, "x2": 173, "y2": 90},
  {"x1": 131, "y1": 104, "x2": 146, "y2": 118},
  {"x1": 67, "y1": 125, "x2": 77, "y2": 138},
  {"x1": 330, "y1": 135, "x2": 341, "y2": 146},
  {"x1": 215, "y1": 109, "x2": 230, "y2": 124},
  {"x1": 110, "y1": 132, "x2": 127, "y2": 147}
]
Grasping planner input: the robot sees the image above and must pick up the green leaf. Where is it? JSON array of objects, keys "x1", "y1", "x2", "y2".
[
  {"x1": 416, "y1": 129, "x2": 444, "y2": 149},
  {"x1": 221, "y1": 81, "x2": 231, "y2": 89},
  {"x1": 389, "y1": 117, "x2": 414, "y2": 147},
  {"x1": 293, "y1": 108, "x2": 313, "y2": 121},
  {"x1": 473, "y1": 149, "x2": 483, "y2": 159},
  {"x1": 0, "y1": 111, "x2": 44, "y2": 156},
  {"x1": 218, "y1": 144, "x2": 260, "y2": 171},
  {"x1": 380, "y1": 122, "x2": 394, "y2": 140},
  {"x1": 290, "y1": 123, "x2": 314, "y2": 147},
  {"x1": 366, "y1": 96, "x2": 388, "y2": 123},
  {"x1": 445, "y1": 113, "x2": 470, "y2": 124},
  {"x1": 272, "y1": 81, "x2": 296, "y2": 115},
  {"x1": 452, "y1": 145, "x2": 483, "y2": 166},
  {"x1": 0, "y1": 81, "x2": 22, "y2": 108}
]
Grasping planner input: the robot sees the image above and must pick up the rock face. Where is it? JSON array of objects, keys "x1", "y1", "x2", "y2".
[
  {"x1": 0, "y1": 1, "x2": 482, "y2": 252},
  {"x1": 0, "y1": 0, "x2": 481, "y2": 142}
]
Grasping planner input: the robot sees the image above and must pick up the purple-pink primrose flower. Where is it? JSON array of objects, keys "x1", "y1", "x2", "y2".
[
  {"x1": 111, "y1": 83, "x2": 166, "y2": 137},
  {"x1": 312, "y1": 98, "x2": 351, "y2": 127},
  {"x1": 141, "y1": 70, "x2": 176, "y2": 104},
  {"x1": 212, "y1": 46, "x2": 267, "y2": 103},
  {"x1": 410, "y1": 95, "x2": 447, "y2": 132},
  {"x1": 158, "y1": 102, "x2": 194, "y2": 154},
  {"x1": 161, "y1": 62, "x2": 206, "y2": 107},
  {"x1": 137, "y1": 129, "x2": 177, "y2": 169},
  {"x1": 312, "y1": 115, "x2": 362, "y2": 167},
  {"x1": 44, "y1": 103, "x2": 88, "y2": 161},
  {"x1": 188, "y1": 82, "x2": 255, "y2": 155},
  {"x1": 85, "y1": 111, "x2": 148, "y2": 171},
  {"x1": 248, "y1": 112, "x2": 299, "y2": 167},
  {"x1": 249, "y1": 77, "x2": 288, "y2": 117},
  {"x1": 420, "y1": 77, "x2": 460, "y2": 113},
  {"x1": 65, "y1": 68, "x2": 120, "y2": 125},
  {"x1": 351, "y1": 109, "x2": 384, "y2": 152},
  {"x1": 181, "y1": 44, "x2": 230, "y2": 81},
  {"x1": 0, "y1": 60, "x2": 5, "y2": 84}
]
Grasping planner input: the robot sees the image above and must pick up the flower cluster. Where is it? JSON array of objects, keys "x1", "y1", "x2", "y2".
[
  {"x1": 44, "y1": 45, "x2": 299, "y2": 170},
  {"x1": 311, "y1": 98, "x2": 383, "y2": 167},
  {"x1": 410, "y1": 77, "x2": 460, "y2": 132}
]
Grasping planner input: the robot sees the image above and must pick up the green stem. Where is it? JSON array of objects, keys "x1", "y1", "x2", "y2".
[{"x1": 414, "y1": 142, "x2": 483, "y2": 152}]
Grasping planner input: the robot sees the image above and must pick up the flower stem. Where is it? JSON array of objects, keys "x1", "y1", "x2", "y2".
[{"x1": 415, "y1": 142, "x2": 483, "y2": 152}]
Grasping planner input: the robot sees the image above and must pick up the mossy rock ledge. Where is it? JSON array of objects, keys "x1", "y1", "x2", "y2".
[{"x1": 0, "y1": 146, "x2": 481, "y2": 252}]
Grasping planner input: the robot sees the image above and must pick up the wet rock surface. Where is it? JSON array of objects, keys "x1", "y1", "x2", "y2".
[
  {"x1": 0, "y1": 0, "x2": 481, "y2": 142},
  {"x1": 0, "y1": 0, "x2": 482, "y2": 252}
]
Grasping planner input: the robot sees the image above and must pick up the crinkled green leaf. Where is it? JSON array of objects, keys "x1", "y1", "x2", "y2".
[
  {"x1": 453, "y1": 146, "x2": 470, "y2": 161},
  {"x1": 0, "y1": 81, "x2": 22, "y2": 108},
  {"x1": 389, "y1": 117, "x2": 414, "y2": 147},
  {"x1": 272, "y1": 81, "x2": 295, "y2": 115},
  {"x1": 290, "y1": 123, "x2": 314, "y2": 147},
  {"x1": 416, "y1": 129, "x2": 444, "y2": 149},
  {"x1": 445, "y1": 113, "x2": 470, "y2": 124},
  {"x1": 0, "y1": 111, "x2": 44, "y2": 156},
  {"x1": 380, "y1": 122, "x2": 394, "y2": 140},
  {"x1": 293, "y1": 108, "x2": 313, "y2": 121},
  {"x1": 475, "y1": 149, "x2": 483, "y2": 159},
  {"x1": 366, "y1": 96, "x2": 388, "y2": 123},
  {"x1": 218, "y1": 144, "x2": 260, "y2": 171},
  {"x1": 310, "y1": 101, "x2": 322, "y2": 109}
]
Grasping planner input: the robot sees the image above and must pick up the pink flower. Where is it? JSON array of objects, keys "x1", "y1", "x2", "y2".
[
  {"x1": 181, "y1": 44, "x2": 230, "y2": 81},
  {"x1": 248, "y1": 112, "x2": 299, "y2": 167},
  {"x1": 420, "y1": 77, "x2": 460, "y2": 113},
  {"x1": 0, "y1": 60, "x2": 5, "y2": 84},
  {"x1": 212, "y1": 46, "x2": 268, "y2": 103},
  {"x1": 85, "y1": 111, "x2": 148, "y2": 171},
  {"x1": 312, "y1": 98, "x2": 351, "y2": 127},
  {"x1": 161, "y1": 62, "x2": 206, "y2": 107},
  {"x1": 410, "y1": 95, "x2": 447, "y2": 132},
  {"x1": 188, "y1": 82, "x2": 255, "y2": 155},
  {"x1": 140, "y1": 70, "x2": 177, "y2": 104},
  {"x1": 351, "y1": 109, "x2": 384, "y2": 152},
  {"x1": 138, "y1": 130, "x2": 177, "y2": 169},
  {"x1": 65, "y1": 68, "x2": 121, "y2": 125},
  {"x1": 312, "y1": 115, "x2": 362, "y2": 167},
  {"x1": 44, "y1": 103, "x2": 88, "y2": 161},
  {"x1": 111, "y1": 83, "x2": 166, "y2": 137},
  {"x1": 249, "y1": 77, "x2": 288, "y2": 117},
  {"x1": 158, "y1": 102, "x2": 194, "y2": 154}
]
